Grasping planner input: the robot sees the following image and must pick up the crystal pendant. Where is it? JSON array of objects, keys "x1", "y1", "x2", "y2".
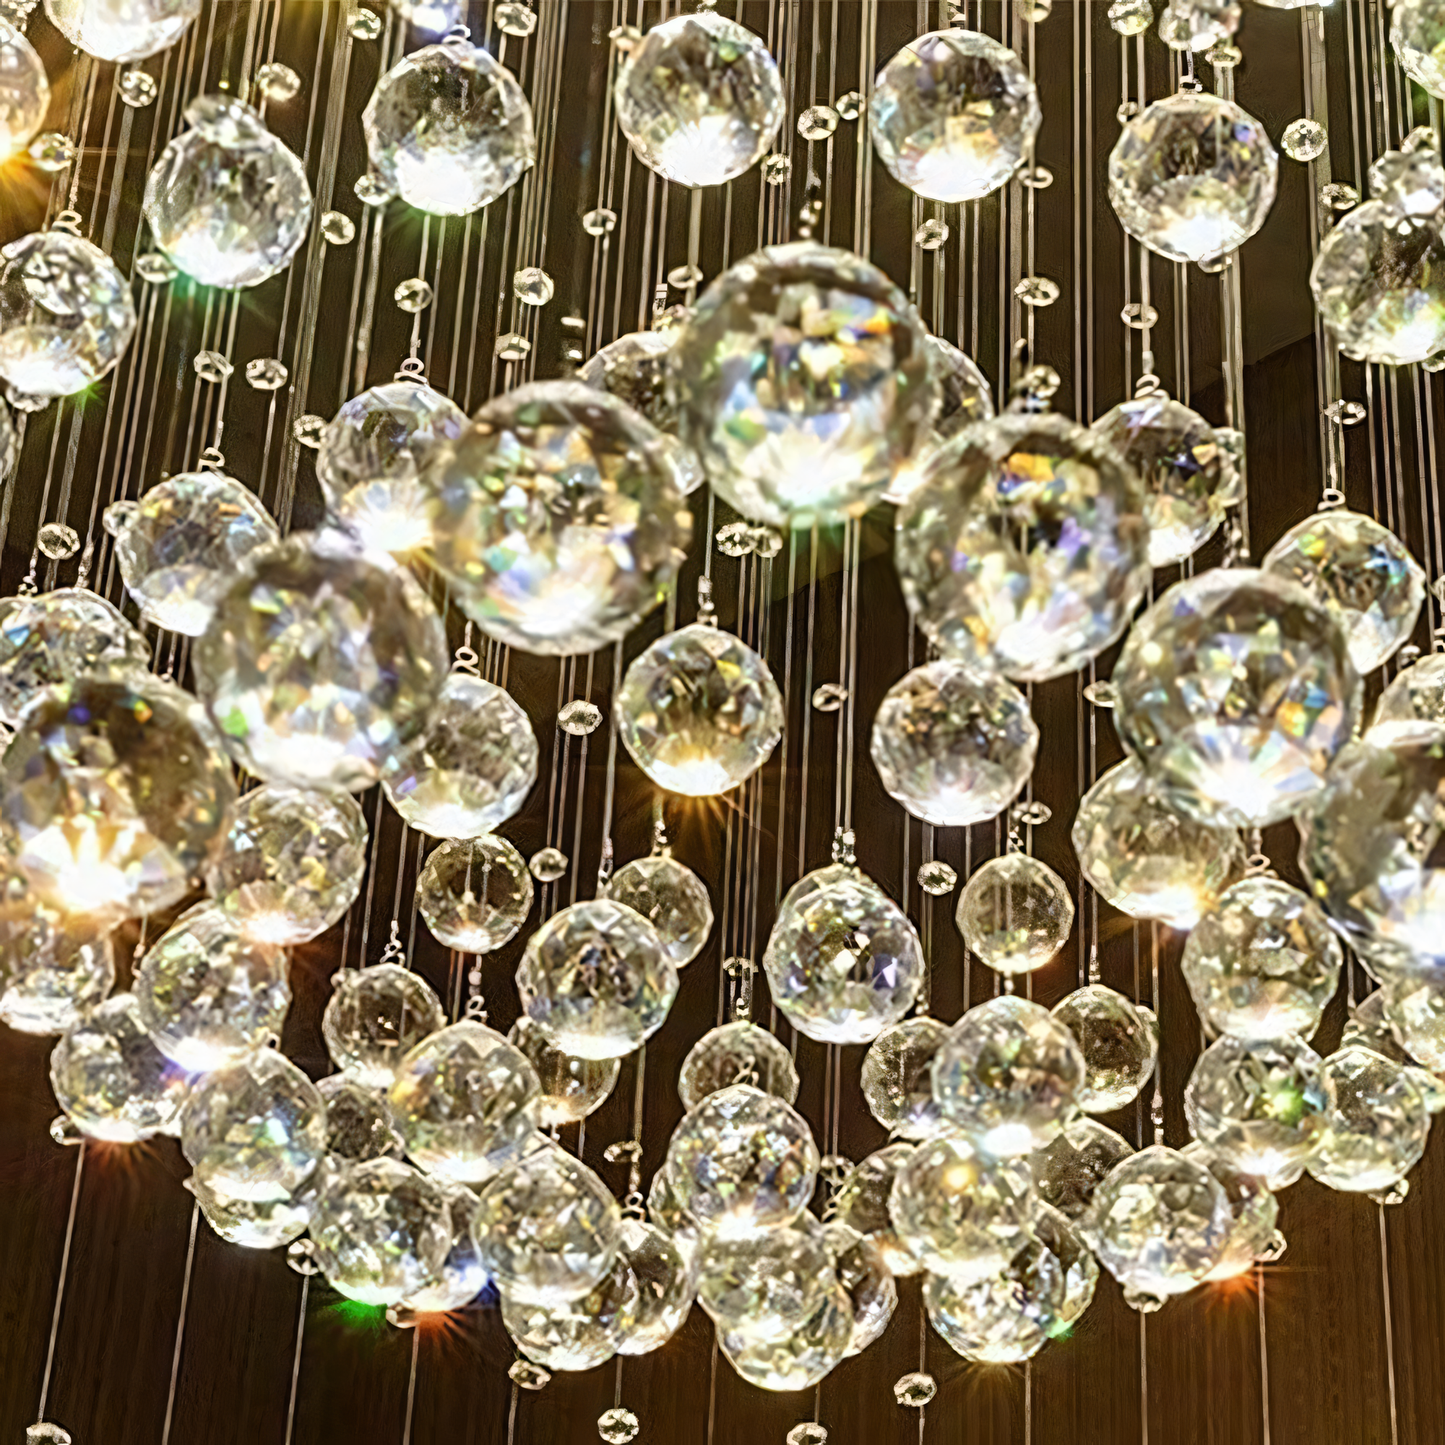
[
  {"x1": 0, "y1": 22, "x2": 49, "y2": 161},
  {"x1": 363, "y1": 41, "x2": 534, "y2": 215},
  {"x1": 1030, "y1": 1116, "x2": 1136, "y2": 1219},
  {"x1": 824, "y1": 1221, "x2": 896, "y2": 1355},
  {"x1": 1051, "y1": 985, "x2": 1157, "y2": 1114},
  {"x1": 1394, "y1": 1, "x2": 1445, "y2": 98},
  {"x1": 415, "y1": 834, "x2": 534, "y2": 953},
  {"x1": 834, "y1": 1144, "x2": 919, "y2": 1276},
  {"x1": 860, "y1": 1015, "x2": 949, "y2": 1140},
  {"x1": 143, "y1": 95, "x2": 312, "y2": 288},
  {"x1": 1379, "y1": 969, "x2": 1445, "y2": 1072},
  {"x1": 43, "y1": 0, "x2": 199, "y2": 61},
  {"x1": 1307, "y1": 1046, "x2": 1432, "y2": 1194},
  {"x1": 677, "y1": 1021, "x2": 800, "y2": 1111},
  {"x1": 1373, "y1": 653, "x2": 1445, "y2": 737},
  {"x1": 317, "y1": 1073, "x2": 403, "y2": 1163},
  {"x1": 696, "y1": 1210, "x2": 833, "y2": 1339},
  {"x1": 104, "y1": 472, "x2": 279, "y2": 636},
  {"x1": 321, "y1": 964, "x2": 447, "y2": 1086},
  {"x1": 508, "y1": 1014, "x2": 619, "y2": 1127},
  {"x1": 645, "y1": 1161, "x2": 701, "y2": 1263},
  {"x1": 423, "y1": 381, "x2": 690, "y2": 655},
  {"x1": 1181, "y1": 877, "x2": 1342, "y2": 1041},
  {"x1": 503, "y1": 1255, "x2": 639, "y2": 1371},
  {"x1": 616, "y1": 1217, "x2": 694, "y2": 1356},
  {"x1": 925, "y1": 1234, "x2": 1064, "y2": 1363},
  {"x1": 188, "y1": 1177, "x2": 311, "y2": 1250},
  {"x1": 716, "y1": 1285, "x2": 853, "y2": 1392},
  {"x1": 869, "y1": 29, "x2": 1040, "y2": 202},
  {"x1": 1157, "y1": 0, "x2": 1240, "y2": 50},
  {"x1": 1179, "y1": 1141, "x2": 1280, "y2": 1281},
  {"x1": 1113, "y1": 568, "x2": 1360, "y2": 829},
  {"x1": 194, "y1": 531, "x2": 448, "y2": 793},
  {"x1": 923, "y1": 333, "x2": 995, "y2": 443},
  {"x1": 399, "y1": 1180, "x2": 486, "y2": 1312},
  {"x1": 763, "y1": 863, "x2": 926, "y2": 1044},
  {"x1": 1340, "y1": 990, "x2": 1420, "y2": 1070},
  {"x1": 613, "y1": 11, "x2": 784, "y2": 187},
  {"x1": 615, "y1": 624, "x2": 784, "y2": 795},
  {"x1": 671, "y1": 241, "x2": 935, "y2": 527},
  {"x1": 0, "y1": 229, "x2": 137, "y2": 396},
  {"x1": 0, "y1": 869, "x2": 113, "y2": 1035},
  {"x1": 954, "y1": 854, "x2": 1074, "y2": 976},
  {"x1": 895, "y1": 410, "x2": 1150, "y2": 682},
  {"x1": 869, "y1": 660, "x2": 1038, "y2": 827},
  {"x1": 607, "y1": 854, "x2": 714, "y2": 967},
  {"x1": 1034, "y1": 1202, "x2": 1099, "y2": 1322},
  {"x1": 1107, "y1": 91, "x2": 1277, "y2": 264}
]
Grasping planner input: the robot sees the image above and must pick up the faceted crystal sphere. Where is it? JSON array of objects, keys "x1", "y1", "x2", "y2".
[
  {"x1": 1084, "y1": 1145, "x2": 1232, "y2": 1305},
  {"x1": 824, "y1": 1221, "x2": 897, "y2": 1355},
  {"x1": 763, "y1": 863, "x2": 926, "y2": 1044},
  {"x1": 103, "y1": 473, "x2": 279, "y2": 637},
  {"x1": 1051, "y1": 985, "x2": 1158, "y2": 1114},
  {"x1": 1263, "y1": 509, "x2": 1425, "y2": 674},
  {"x1": 0, "y1": 23, "x2": 49, "y2": 161},
  {"x1": 869, "y1": 29, "x2": 1041, "y2": 203},
  {"x1": 1108, "y1": 91, "x2": 1278, "y2": 264},
  {"x1": 0, "y1": 229, "x2": 136, "y2": 396},
  {"x1": 1033, "y1": 1202, "x2": 1099, "y2": 1323},
  {"x1": 925, "y1": 1235, "x2": 1064, "y2": 1364},
  {"x1": 646, "y1": 1159, "x2": 701, "y2": 1264},
  {"x1": 888, "y1": 1128, "x2": 1035, "y2": 1278},
  {"x1": 1113, "y1": 568, "x2": 1360, "y2": 829},
  {"x1": 924, "y1": 334, "x2": 995, "y2": 442},
  {"x1": 321, "y1": 964, "x2": 447, "y2": 1087},
  {"x1": 617, "y1": 1217, "x2": 694, "y2": 1356},
  {"x1": 1030, "y1": 1116, "x2": 1136, "y2": 1219},
  {"x1": 1072, "y1": 758, "x2": 1247, "y2": 929},
  {"x1": 860, "y1": 1015, "x2": 949, "y2": 1140},
  {"x1": 415, "y1": 834, "x2": 534, "y2": 953},
  {"x1": 503, "y1": 1255, "x2": 639, "y2": 1370},
  {"x1": 364, "y1": 41, "x2": 535, "y2": 215},
  {"x1": 3, "y1": 673, "x2": 236, "y2": 918},
  {"x1": 670, "y1": 241, "x2": 935, "y2": 528},
  {"x1": 317, "y1": 1072, "x2": 403, "y2": 1163},
  {"x1": 1394, "y1": 0, "x2": 1445, "y2": 98},
  {"x1": 1184, "y1": 1034, "x2": 1327, "y2": 1188},
  {"x1": 677, "y1": 1021, "x2": 800, "y2": 1111},
  {"x1": 696, "y1": 1211, "x2": 833, "y2": 1340},
  {"x1": 894, "y1": 411, "x2": 1150, "y2": 682},
  {"x1": 1179, "y1": 1142, "x2": 1280, "y2": 1282},
  {"x1": 1182, "y1": 877, "x2": 1343, "y2": 1041},
  {"x1": 954, "y1": 854, "x2": 1075, "y2": 976},
  {"x1": 395, "y1": 1180, "x2": 486, "y2": 1312},
  {"x1": 665, "y1": 1083, "x2": 819, "y2": 1237},
  {"x1": 194, "y1": 531, "x2": 448, "y2": 793},
  {"x1": 508, "y1": 1014, "x2": 619, "y2": 1127},
  {"x1": 516, "y1": 898, "x2": 678, "y2": 1060},
  {"x1": 310, "y1": 1156, "x2": 453, "y2": 1305},
  {"x1": 388, "y1": 1021, "x2": 539, "y2": 1184},
  {"x1": 1341, "y1": 989, "x2": 1419, "y2": 1069},
  {"x1": 473, "y1": 1139, "x2": 624, "y2": 1304},
  {"x1": 180, "y1": 1047, "x2": 326, "y2": 1202},
  {"x1": 188, "y1": 1178, "x2": 311, "y2": 1250},
  {"x1": 615, "y1": 624, "x2": 784, "y2": 796},
  {"x1": 1380, "y1": 969, "x2": 1445, "y2": 1071},
  {"x1": 835, "y1": 1143, "x2": 919, "y2": 1276},
  {"x1": 143, "y1": 95, "x2": 312, "y2": 289},
  {"x1": 932, "y1": 994, "x2": 1085, "y2": 1155},
  {"x1": 43, "y1": 0, "x2": 199, "y2": 61},
  {"x1": 0, "y1": 868, "x2": 113, "y2": 1034},
  {"x1": 717, "y1": 1284, "x2": 853, "y2": 1392},
  {"x1": 49, "y1": 991, "x2": 189, "y2": 1142},
  {"x1": 1308, "y1": 1045, "x2": 1431, "y2": 1193},
  {"x1": 607, "y1": 854, "x2": 714, "y2": 967},
  {"x1": 1373, "y1": 653, "x2": 1445, "y2": 737},
  {"x1": 423, "y1": 381, "x2": 690, "y2": 655},
  {"x1": 1092, "y1": 394, "x2": 1239, "y2": 567},
  {"x1": 613, "y1": 11, "x2": 784, "y2": 187},
  {"x1": 869, "y1": 660, "x2": 1038, "y2": 827}
]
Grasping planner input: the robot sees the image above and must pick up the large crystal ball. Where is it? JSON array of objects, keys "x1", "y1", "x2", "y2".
[
  {"x1": 1380, "y1": 968, "x2": 1445, "y2": 1071},
  {"x1": 318, "y1": 1073, "x2": 403, "y2": 1164},
  {"x1": 617, "y1": 1217, "x2": 694, "y2": 1356},
  {"x1": 826, "y1": 1220, "x2": 897, "y2": 1355},
  {"x1": 399, "y1": 1179, "x2": 486, "y2": 1313},
  {"x1": 860, "y1": 1014, "x2": 949, "y2": 1140},
  {"x1": 604, "y1": 855, "x2": 712, "y2": 970},
  {"x1": 834, "y1": 1143, "x2": 920, "y2": 1276},
  {"x1": 1029, "y1": 1115, "x2": 1135, "y2": 1219},
  {"x1": 0, "y1": 869, "x2": 113, "y2": 1035},
  {"x1": 1181, "y1": 1141, "x2": 1280, "y2": 1282},
  {"x1": 0, "y1": 22, "x2": 48, "y2": 160},
  {"x1": 507, "y1": 1014, "x2": 619, "y2": 1127},
  {"x1": 1374, "y1": 653, "x2": 1445, "y2": 737},
  {"x1": 189, "y1": 1179, "x2": 311, "y2": 1252},
  {"x1": 954, "y1": 853, "x2": 1074, "y2": 976},
  {"x1": 43, "y1": 0, "x2": 199, "y2": 61},
  {"x1": 1308, "y1": 1046, "x2": 1432, "y2": 1194},
  {"x1": 925, "y1": 333, "x2": 995, "y2": 442},
  {"x1": 716, "y1": 1285, "x2": 852, "y2": 1392},
  {"x1": 696, "y1": 1210, "x2": 833, "y2": 1340},
  {"x1": 321, "y1": 963, "x2": 447, "y2": 1086},
  {"x1": 677, "y1": 1020, "x2": 800, "y2": 1111},
  {"x1": 925, "y1": 1235, "x2": 1064, "y2": 1364},
  {"x1": 415, "y1": 834, "x2": 534, "y2": 953},
  {"x1": 1051, "y1": 984, "x2": 1157, "y2": 1114},
  {"x1": 1394, "y1": 0, "x2": 1445, "y2": 97},
  {"x1": 503, "y1": 1256, "x2": 639, "y2": 1371}
]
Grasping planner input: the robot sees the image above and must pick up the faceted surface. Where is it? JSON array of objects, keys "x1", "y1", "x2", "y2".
[
  {"x1": 924, "y1": 334, "x2": 995, "y2": 443},
  {"x1": 670, "y1": 242, "x2": 935, "y2": 528},
  {"x1": 860, "y1": 1015, "x2": 948, "y2": 1140},
  {"x1": 834, "y1": 1143, "x2": 919, "y2": 1276},
  {"x1": 516, "y1": 898, "x2": 678, "y2": 1060},
  {"x1": 43, "y1": 0, "x2": 198, "y2": 61},
  {"x1": 317, "y1": 1072, "x2": 403, "y2": 1163},
  {"x1": 696, "y1": 1210, "x2": 833, "y2": 1339},
  {"x1": 617, "y1": 1217, "x2": 694, "y2": 1355},
  {"x1": 925, "y1": 1235, "x2": 1064, "y2": 1363},
  {"x1": 424, "y1": 382, "x2": 690, "y2": 655},
  {"x1": 143, "y1": 95, "x2": 312, "y2": 288},
  {"x1": 895, "y1": 411, "x2": 1150, "y2": 682},
  {"x1": 616, "y1": 624, "x2": 784, "y2": 795},
  {"x1": 1113, "y1": 568, "x2": 1360, "y2": 829},
  {"x1": 1052, "y1": 985, "x2": 1158, "y2": 1114},
  {"x1": 825, "y1": 1221, "x2": 897, "y2": 1355},
  {"x1": 763, "y1": 863, "x2": 926, "y2": 1044},
  {"x1": 607, "y1": 854, "x2": 713, "y2": 967},
  {"x1": 194, "y1": 531, "x2": 448, "y2": 793},
  {"x1": 1380, "y1": 969, "x2": 1445, "y2": 1071},
  {"x1": 1308, "y1": 1046, "x2": 1431, "y2": 1193},
  {"x1": 0, "y1": 868, "x2": 113, "y2": 1035},
  {"x1": 1180, "y1": 1142, "x2": 1280, "y2": 1281},
  {"x1": 869, "y1": 29, "x2": 1040, "y2": 203},
  {"x1": 646, "y1": 1160, "x2": 701, "y2": 1263},
  {"x1": 1108, "y1": 91, "x2": 1277, "y2": 264},
  {"x1": 1029, "y1": 1116, "x2": 1136, "y2": 1219},
  {"x1": 322, "y1": 964, "x2": 447, "y2": 1086},
  {"x1": 1340, "y1": 989, "x2": 1419, "y2": 1069},
  {"x1": 0, "y1": 229, "x2": 136, "y2": 396},
  {"x1": 401, "y1": 1181, "x2": 487, "y2": 1312},
  {"x1": 677, "y1": 1021, "x2": 800, "y2": 1111},
  {"x1": 954, "y1": 853, "x2": 1074, "y2": 976},
  {"x1": 415, "y1": 835, "x2": 534, "y2": 953},
  {"x1": 869, "y1": 659, "x2": 1038, "y2": 827},
  {"x1": 614, "y1": 11, "x2": 783, "y2": 187},
  {"x1": 189, "y1": 1178, "x2": 311, "y2": 1250},
  {"x1": 1033, "y1": 1202, "x2": 1099, "y2": 1322},
  {"x1": 365, "y1": 41, "x2": 534, "y2": 214},
  {"x1": 503, "y1": 1256, "x2": 638, "y2": 1370},
  {"x1": 717, "y1": 1284, "x2": 852, "y2": 1392},
  {"x1": 1374, "y1": 653, "x2": 1445, "y2": 736},
  {"x1": 1394, "y1": 0, "x2": 1445, "y2": 98},
  {"x1": 0, "y1": 23, "x2": 49, "y2": 160},
  {"x1": 508, "y1": 1014, "x2": 619, "y2": 1127}
]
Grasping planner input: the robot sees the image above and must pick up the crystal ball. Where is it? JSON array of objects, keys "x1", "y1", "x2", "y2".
[
  {"x1": 1179, "y1": 1141, "x2": 1280, "y2": 1281},
  {"x1": 1373, "y1": 653, "x2": 1445, "y2": 737},
  {"x1": 670, "y1": 241, "x2": 935, "y2": 528},
  {"x1": 1308, "y1": 1046, "x2": 1432, "y2": 1194},
  {"x1": 645, "y1": 1160, "x2": 701, "y2": 1263},
  {"x1": 860, "y1": 1014, "x2": 949, "y2": 1140},
  {"x1": 826, "y1": 1221, "x2": 897, "y2": 1355},
  {"x1": 1113, "y1": 567, "x2": 1360, "y2": 828},
  {"x1": 507, "y1": 1014, "x2": 619, "y2": 1127},
  {"x1": 677, "y1": 1020, "x2": 800, "y2": 1111},
  {"x1": 516, "y1": 898, "x2": 678, "y2": 1060},
  {"x1": 613, "y1": 10, "x2": 784, "y2": 187},
  {"x1": 321, "y1": 964, "x2": 447, "y2": 1086},
  {"x1": 665, "y1": 1082, "x2": 819, "y2": 1237},
  {"x1": 617, "y1": 1217, "x2": 695, "y2": 1356},
  {"x1": 834, "y1": 1143, "x2": 920, "y2": 1276},
  {"x1": 188, "y1": 1178, "x2": 311, "y2": 1251},
  {"x1": 607, "y1": 854, "x2": 714, "y2": 967},
  {"x1": 924, "y1": 333, "x2": 995, "y2": 443},
  {"x1": 364, "y1": 41, "x2": 535, "y2": 214},
  {"x1": 895, "y1": 411, "x2": 1151, "y2": 682},
  {"x1": 1050, "y1": 984, "x2": 1158, "y2": 1114},
  {"x1": 1092, "y1": 393, "x2": 1240, "y2": 567},
  {"x1": 1034, "y1": 1202, "x2": 1100, "y2": 1323},
  {"x1": 954, "y1": 853, "x2": 1074, "y2": 976},
  {"x1": 1340, "y1": 989, "x2": 1421, "y2": 1070},
  {"x1": 2, "y1": 671, "x2": 236, "y2": 918},
  {"x1": 1029, "y1": 1115, "x2": 1135, "y2": 1219},
  {"x1": 380, "y1": 671, "x2": 538, "y2": 838},
  {"x1": 1072, "y1": 757, "x2": 1248, "y2": 929},
  {"x1": 869, "y1": 659, "x2": 1038, "y2": 827},
  {"x1": 615, "y1": 623, "x2": 784, "y2": 796},
  {"x1": 402, "y1": 1180, "x2": 488, "y2": 1313},
  {"x1": 423, "y1": 381, "x2": 691, "y2": 655},
  {"x1": 763, "y1": 863, "x2": 926, "y2": 1044},
  {"x1": 869, "y1": 29, "x2": 1040, "y2": 202},
  {"x1": 1380, "y1": 969, "x2": 1445, "y2": 1071},
  {"x1": 415, "y1": 834, "x2": 534, "y2": 953},
  {"x1": 1181, "y1": 877, "x2": 1343, "y2": 1040},
  {"x1": 0, "y1": 229, "x2": 136, "y2": 396},
  {"x1": 143, "y1": 95, "x2": 313, "y2": 288},
  {"x1": 1108, "y1": 91, "x2": 1277, "y2": 264},
  {"x1": 1263, "y1": 509, "x2": 1425, "y2": 674},
  {"x1": 696, "y1": 1210, "x2": 834, "y2": 1340},
  {"x1": 1394, "y1": 0, "x2": 1445, "y2": 97},
  {"x1": 0, "y1": 22, "x2": 49, "y2": 160},
  {"x1": 317, "y1": 1073, "x2": 403, "y2": 1163},
  {"x1": 503, "y1": 1255, "x2": 639, "y2": 1371},
  {"x1": 43, "y1": 0, "x2": 199, "y2": 61},
  {"x1": 0, "y1": 869, "x2": 113, "y2": 1035},
  {"x1": 925, "y1": 1235, "x2": 1064, "y2": 1363},
  {"x1": 193, "y1": 531, "x2": 449, "y2": 793},
  {"x1": 717, "y1": 1286, "x2": 853, "y2": 1393}
]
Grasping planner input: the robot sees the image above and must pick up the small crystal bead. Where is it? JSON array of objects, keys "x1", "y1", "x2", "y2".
[
  {"x1": 26, "y1": 1425, "x2": 72, "y2": 1445},
  {"x1": 348, "y1": 8, "x2": 382, "y2": 38},
  {"x1": 918, "y1": 860, "x2": 958, "y2": 895},
  {"x1": 495, "y1": 332, "x2": 531, "y2": 361},
  {"x1": 915, "y1": 218, "x2": 950, "y2": 250},
  {"x1": 245, "y1": 358, "x2": 288, "y2": 390},
  {"x1": 321, "y1": 211, "x2": 355, "y2": 244},
  {"x1": 762, "y1": 153, "x2": 791, "y2": 184},
  {"x1": 558, "y1": 699, "x2": 602, "y2": 735},
  {"x1": 582, "y1": 207, "x2": 618, "y2": 235},
  {"x1": 530, "y1": 846, "x2": 569, "y2": 882},
  {"x1": 597, "y1": 1409, "x2": 639, "y2": 1444},
  {"x1": 1283, "y1": 118, "x2": 1327, "y2": 162},
  {"x1": 1325, "y1": 399, "x2": 1367, "y2": 426},
  {"x1": 355, "y1": 173, "x2": 393, "y2": 204},
  {"x1": 716, "y1": 521, "x2": 752, "y2": 556},
  {"x1": 514, "y1": 266, "x2": 554, "y2": 305},
  {"x1": 894, "y1": 1372, "x2": 936, "y2": 1407},
  {"x1": 136, "y1": 251, "x2": 177, "y2": 283},
  {"x1": 1083, "y1": 680, "x2": 1117, "y2": 707},
  {"x1": 394, "y1": 278, "x2": 433, "y2": 312},
  {"x1": 292, "y1": 413, "x2": 325, "y2": 447},
  {"x1": 798, "y1": 105, "x2": 838, "y2": 140},
  {"x1": 1121, "y1": 302, "x2": 1159, "y2": 328},
  {"x1": 36, "y1": 523, "x2": 79, "y2": 560},
  {"x1": 1015, "y1": 276, "x2": 1060, "y2": 306},
  {"x1": 509, "y1": 1358, "x2": 551, "y2": 1390},
  {"x1": 497, "y1": 2, "x2": 537, "y2": 36},
  {"x1": 751, "y1": 526, "x2": 783, "y2": 558},
  {"x1": 193, "y1": 350, "x2": 232, "y2": 383},
  {"x1": 787, "y1": 1427, "x2": 828, "y2": 1445},
  {"x1": 1021, "y1": 164, "x2": 1053, "y2": 188},
  {"x1": 256, "y1": 62, "x2": 300, "y2": 101},
  {"x1": 119, "y1": 70, "x2": 157, "y2": 107},
  {"x1": 835, "y1": 90, "x2": 862, "y2": 120},
  {"x1": 1204, "y1": 42, "x2": 1242, "y2": 67},
  {"x1": 812, "y1": 683, "x2": 848, "y2": 712},
  {"x1": 666, "y1": 262, "x2": 703, "y2": 288},
  {"x1": 1320, "y1": 181, "x2": 1358, "y2": 210},
  {"x1": 29, "y1": 132, "x2": 74, "y2": 170}
]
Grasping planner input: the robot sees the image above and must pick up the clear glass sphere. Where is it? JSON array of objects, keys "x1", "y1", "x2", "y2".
[
  {"x1": 895, "y1": 411, "x2": 1150, "y2": 682},
  {"x1": 824, "y1": 1221, "x2": 897, "y2": 1355},
  {"x1": 869, "y1": 29, "x2": 1040, "y2": 202},
  {"x1": 1179, "y1": 1141, "x2": 1280, "y2": 1281},
  {"x1": 415, "y1": 834, "x2": 534, "y2": 953},
  {"x1": 645, "y1": 1160, "x2": 701, "y2": 1263},
  {"x1": 503, "y1": 1255, "x2": 639, "y2": 1371},
  {"x1": 924, "y1": 333, "x2": 995, "y2": 443},
  {"x1": 677, "y1": 1021, "x2": 799, "y2": 1111},
  {"x1": 696, "y1": 1210, "x2": 833, "y2": 1339},
  {"x1": 1029, "y1": 1116, "x2": 1136, "y2": 1219},
  {"x1": 1051, "y1": 985, "x2": 1158, "y2": 1114},
  {"x1": 1034, "y1": 1201, "x2": 1100, "y2": 1323},
  {"x1": 0, "y1": 22, "x2": 49, "y2": 160},
  {"x1": 860, "y1": 1015, "x2": 948, "y2": 1139},
  {"x1": 1373, "y1": 653, "x2": 1445, "y2": 737},
  {"x1": 188, "y1": 1177, "x2": 311, "y2": 1250},
  {"x1": 925, "y1": 1234, "x2": 1064, "y2": 1363},
  {"x1": 1394, "y1": 1, "x2": 1445, "y2": 97},
  {"x1": 954, "y1": 853, "x2": 1074, "y2": 976},
  {"x1": 1308, "y1": 1045, "x2": 1431, "y2": 1193},
  {"x1": 0, "y1": 870, "x2": 113, "y2": 1034},
  {"x1": 508, "y1": 1014, "x2": 619, "y2": 1127},
  {"x1": 400, "y1": 1180, "x2": 487, "y2": 1312},
  {"x1": 43, "y1": 0, "x2": 199, "y2": 61},
  {"x1": 834, "y1": 1143, "x2": 919, "y2": 1276},
  {"x1": 763, "y1": 863, "x2": 926, "y2": 1044},
  {"x1": 607, "y1": 854, "x2": 714, "y2": 967},
  {"x1": 321, "y1": 964, "x2": 447, "y2": 1086},
  {"x1": 317, "y1": 1072, "x2": 403, "y2": 1163},
  {"x1": 1341, "y1": 989, "x2": 1421, "y2": 1069},
  {"x1": 716, "y1": 1284, "x2": 853, "y2": 1392},
  {"x1": 617, "y1": 1217, "x2": 695, "y2": 1356}
]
